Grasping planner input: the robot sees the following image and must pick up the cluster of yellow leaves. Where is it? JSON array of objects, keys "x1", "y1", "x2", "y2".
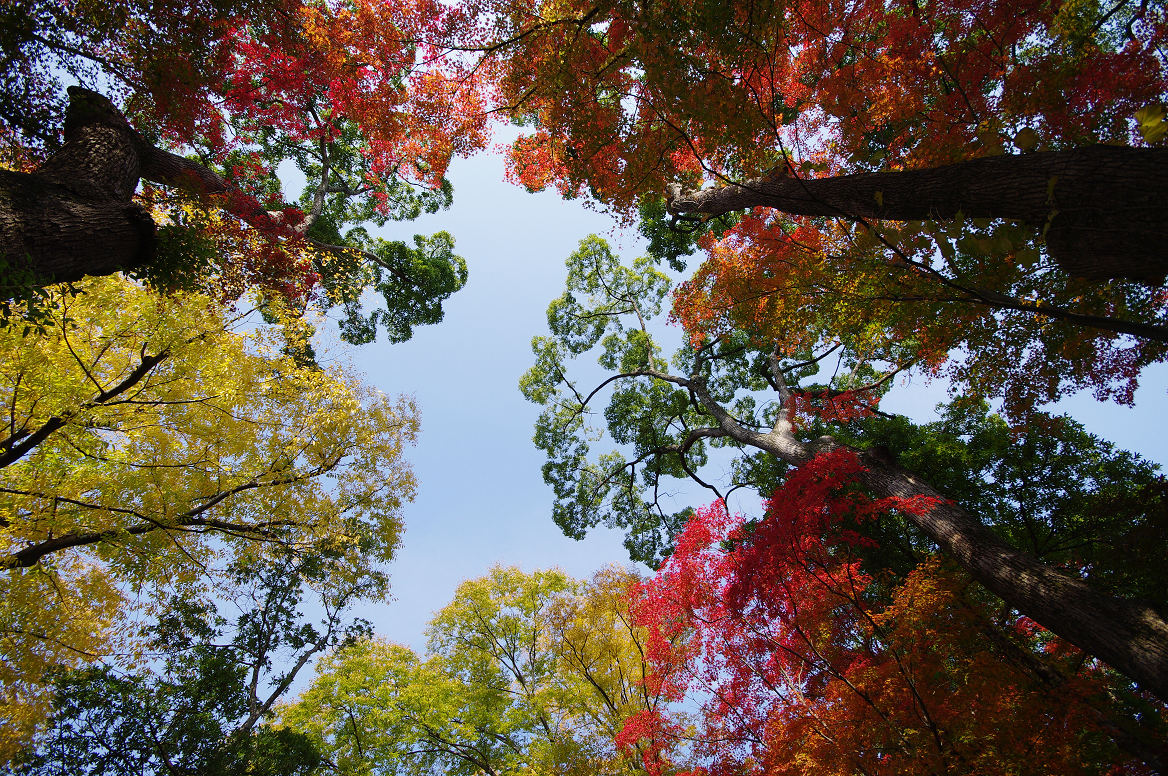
[
  {"x1": 0, "y1": 276, "x2": 418, "y2": 760},
  {"x1": 280, "y1": 566, "x2": 666, "y2": 776},
  {"x1": 0, "y1": 560, "x2": 121, "y2": 760}
]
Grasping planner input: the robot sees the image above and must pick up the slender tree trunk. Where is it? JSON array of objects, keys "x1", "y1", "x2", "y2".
[
  {"x1": 853, "y1": 450, "x2": 1168, "y2": 704},
  {"x1": 683, "y1": 373, "x2": 1168, "y2": 702},
  {"x1": 668, "y1": 147, "x2": 1168, "y2": 284}
]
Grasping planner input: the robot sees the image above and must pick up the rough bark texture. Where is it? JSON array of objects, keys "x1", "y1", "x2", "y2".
[
  {"x1": 0, "y1": 168, "x2": 156, "y2": 285},
  {"x1": 668, "y1": 147, "x2": 1168, "y2": 284},
  {"x1": 0, "y1": 87, "x2": 287, "y2": 292},
  {"x1": 0, "y1": 89, "x2": 157, "y2": 287},
  {"x1": 854, "y1": 450, "x2": 1168, "y2": 704}
]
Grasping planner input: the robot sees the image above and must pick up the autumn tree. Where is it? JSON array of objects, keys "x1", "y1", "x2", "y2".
[
  {"x1": 449, "y1": 0, "x2": 1168, "y2": 417},
  {"x1": 9, "y1": 548, "x2": 365, "y2": 775},
  {"x1": 624, "y1": 486, "x2": 1166, "y2": 775},
  {"x1": 281, "y1": 566, "x2": 679, "y2": 776},
  {"x1": 0, "y1": 276, "x2": 418, "y2": 758},
  {"x1": 521, "y1": 236, "x2": 1168, "y2": 701},
  {"x1": 1, "y1": 0, "x2": 488, "y2": 342}
]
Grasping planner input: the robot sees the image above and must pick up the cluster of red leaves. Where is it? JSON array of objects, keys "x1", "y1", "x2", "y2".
[
  {"x1": 115, "y1": 0, "x2": 489, "y2": 302},
  {"x1": 786, "y1": 389, "x2": 883, "y2": 426},
  {"x1": 462, "y1": 0, "x2": 1167, "y2": 208},
  {"x1": 222, "y1": 0, "x2": 487, "y2": 193},
  {"x1": 614, "y1": 709, "x2": 689, "y2": 776},
  {"x1": 622, "y1": 451, "x2": 1147, "y2": 775}
]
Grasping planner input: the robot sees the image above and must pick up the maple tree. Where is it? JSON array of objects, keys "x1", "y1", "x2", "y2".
[
  {"x1": 521, "y1": 236, "x2": 1168, "y2": 702},
  {"x1": 624, "y1": 479, "x2": 1167, "y2": 775},
  {"x1": 281, "y1": 566, "x2": 679, "y2": 776},
  {"x1": 1, "y1": 0, "x2": 488, "y2": 341},
  {"x1": 450, "y1": 0, "x2": 1168, "y2": 417},
  {"x1": 0, "y1": 275, "x2": 418, "y2": 760}
]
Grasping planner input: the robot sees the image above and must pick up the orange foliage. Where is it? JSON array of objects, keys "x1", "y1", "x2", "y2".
[{"x1": 447, "y1": 0, "x2": 1168, "y2": 417}]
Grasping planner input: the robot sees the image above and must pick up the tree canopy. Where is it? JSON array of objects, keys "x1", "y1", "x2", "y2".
[
  {"x1": 0, "y1": 276, "x2": 417, "y2": 758},
  {"x1": 1, "y1": 0, "x2": 490, "y2": 342},
  {"x1": 2, "y1": 0, "x2": 1167, "y2": 771},
  {"x1": 10, "y1": 548, "x2": 361, "y2": 776},
  {"x1": 452, "y1": 0, "x2": 1168, "y2": 418},
  {"x1": 282, "y1": 566, "x2": 677, "y2": 776},
  {"x1": 521, "y1": 236, "x2": 1168, "y2": 704},
  {"x1": 627, "y1": 492, "x2": 1166, "y2": 774}
]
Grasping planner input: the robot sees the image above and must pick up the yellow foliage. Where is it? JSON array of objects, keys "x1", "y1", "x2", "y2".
[{"x1": 0, "y1": 277, "x2": 418, "y2": 760}]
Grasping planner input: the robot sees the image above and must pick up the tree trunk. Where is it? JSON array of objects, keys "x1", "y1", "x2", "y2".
[
  {"x1": 0, "y1": 87, "x2": 288, "y2": 292},
  {"x1": 854, "y1": 450, "x2": 1168, "y2": 704},
  {"x1": 0, "y1": 168, "x2": 156, "y2": 286},
  {"x1": 0, "y1": 89, "x2": 154, "y2": 288},
  {"x1": 686, "y1": 376, "x2": 1168, "y2": 702},
  {"x1": 668, "y1": 147, "x2": 1168, "y2": 284}
]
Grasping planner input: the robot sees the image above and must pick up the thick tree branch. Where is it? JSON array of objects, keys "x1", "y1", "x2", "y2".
[
  {"x1": 0, "y1": 348, "x2": 170, "y2": 470},
  {"x1": 0, "y1": 456, "x2": 340, "y2": 570},
  {"x1": 668, "y1": 147, "x2": 1168, "y2": 283}
]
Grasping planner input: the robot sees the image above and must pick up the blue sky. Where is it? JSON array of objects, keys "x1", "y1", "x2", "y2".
[{"x1": 318, "y1": 144, "x2": 1168, "y2": 656}]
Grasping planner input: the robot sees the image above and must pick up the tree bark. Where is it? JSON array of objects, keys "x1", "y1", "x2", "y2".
[
  {"x1": 675, "y1": 368, "x2": 1168, "y2": 703},
  {"x1": 668, "y1": 147, "x2": 1168, "y2": 284},
  {"x1": 853, "y1": 451, "x2": 1168, "y2": 705},
  {"x1": 0, "y1": 87, "x2": 291, "y2": 292},
  {"x1": 0, "y1": 168, "x2": 156, "y2": 285}
]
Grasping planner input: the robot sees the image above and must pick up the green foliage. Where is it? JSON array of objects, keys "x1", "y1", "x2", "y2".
[
  {"x1": 521, "y1": 237, "x2": 700, "y2": 566},
  {"x1": 525, "y1": 237, "x2": 1168, "y2": 587},
  {"x1": 0, "y1": 254, "x2": 73, "y2": 334},
  {"x1": 135, "y1": 201, "x2": 220, "y2": 293},
  {"x1": 9, "y1": 550, "x2": 370, "y2": 776},
  {"x1": 637, "y1": 195, "x2": 741, "y2": 272},
  {"x1": 819, "y1": 401, "x2": 1168, "y2": 610},
  {"x1": 321, "y1": 230, "x2": 468, "y2": 345}
]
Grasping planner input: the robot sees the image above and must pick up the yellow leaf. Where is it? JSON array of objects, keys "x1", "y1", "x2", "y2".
[
  {"x1": 1136, "y1": 105, "x2": 1167, "y2": 143},
  {"x1": 1013, "y1": 127, "x2": 1039, "y2": 152}
]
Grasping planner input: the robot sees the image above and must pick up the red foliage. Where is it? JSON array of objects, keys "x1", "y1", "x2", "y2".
[
  {"x1": 83, "y1": 0, "x2": 490, "y2": 302},
  {"x1": 458, "y1": 0, "x2": 1167, "y2": 209},
  {"x1": 623, "y1": 451, "x2": 1155, "y2": 775},
  {"x1": 786, "y1": 389, "x2": 883, "y2": 426}
]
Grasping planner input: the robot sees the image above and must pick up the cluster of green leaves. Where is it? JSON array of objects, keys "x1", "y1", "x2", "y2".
[
  {"x1": 11, "y1": 549, "x2": 368, "y2": 776},
  {"x1": 0, "y1": 276, "x2": 419, "y2": 760},
  {"x1": 523, "y1": 236, "x2": 1168, "y2": 588},
  {"x1": 812, "y1": 402, "x2": 1168, "y2": 609},
  {"x1": 236, "y1": 116, "x2": 470, "y2": 345},
  {"x1": 521, "y1": 237, "x2": 697, "y2": 566},
  {"x1": 315, "y1": 229, "x2": 468, "y2": 345},
  {"x1": 635, "y1": 195, "x2": 739, "y2": 273}
]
